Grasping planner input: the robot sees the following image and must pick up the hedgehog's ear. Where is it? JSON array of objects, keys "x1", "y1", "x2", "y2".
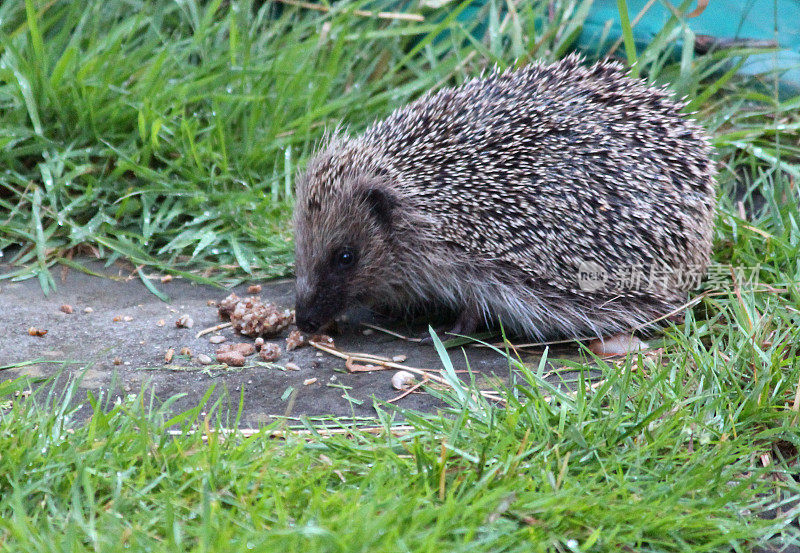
[{"x1": 360, "y1": 187, "x2": 395, "y2": 227}]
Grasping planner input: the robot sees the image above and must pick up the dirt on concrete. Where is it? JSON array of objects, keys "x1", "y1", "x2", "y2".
[{"x1": 0, "y1": 259, "x2": 590, "y2": 426}]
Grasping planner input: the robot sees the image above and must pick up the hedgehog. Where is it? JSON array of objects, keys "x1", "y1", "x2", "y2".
[{"x1": 292, "y1": 54, "x2": 716, "y2": 351}]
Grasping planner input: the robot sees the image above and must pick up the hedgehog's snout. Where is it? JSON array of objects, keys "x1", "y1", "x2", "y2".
[
  {"x1": 294, "y1": 284, "x2": 347, "y2": 333},
  {"x1": 295, "y1": 306, "x2": 322, "y2": 333},
  {"x1": 294, "y1": 296, "x2": 323, "y2": 333}
]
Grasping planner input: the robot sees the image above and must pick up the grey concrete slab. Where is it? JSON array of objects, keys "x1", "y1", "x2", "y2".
[{"x1": 0, "y1": 258, "x2": 591, "y2": 426}]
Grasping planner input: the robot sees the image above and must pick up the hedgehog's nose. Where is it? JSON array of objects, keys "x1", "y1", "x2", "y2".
[
  {"x1": 294, "y1": 301, "x2": 321, "y2": 333},
  {"x1": 296, "y1": 314, "x2": 321, "y2": 333}
]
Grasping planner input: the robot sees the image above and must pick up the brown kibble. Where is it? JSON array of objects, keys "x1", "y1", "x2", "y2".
[
  {"x1": 247, "y1": 284, "x2": 262, "y2": 294},
  {"x1": 286, "y1": 330, "x2": 307, "y2": 351},
  {"x1": 259, "y1": 343, "x2": 281, "y2": 361},
  {"x1": 216, "y1": 293, "x2": 293, "y2": 337},
  {"x1": 179, "y1": 347, "x2": 191, "y2": 356},
  {"x1": 216, "y1": 350, "x2": 245, "y2": 367},
  {"x1": 113, "y1": 357, "x2": 123, "y2": 366},
  {"x1": 234, "y1": 342, "x2": 256, "y2": 356},
  {"x1": 197, "y1": 354, "x2": 213, "y2": 365},
  {"x1": 303, "y1": 378, "x2": 318, "y2": 386},
  {"x1": 176, "y1": 314, "x2": 194, "y2": 329},
  {"x1": 285, "y1": 362, "x2": 301, "y2": 371},
  {"x1": 207, "y1": 299, "x2": 217, "y2": 307},
  {"x1": 113, "y1": 315, "x2": 122, "y2": 322},
  {"x1": 157, "y1": 319, "x2": 166, "y2": 327},
  {"x1": 209, "y1": 335, "x2": 226, "y2": 344},
  {"x1": 28, "y1": 327, "x2": 48, "y2": 337},
  {"x1": 310, "y1": 334, "x2": 335, "y2": 347},
  {"x1": 216, "y1": 342, "x2": 256, "y2": 357},
  {"x1": 60, "y1": 304, "x2": 73, "y2": 314},
  {"x1": 164, "y1": 348, "x2": 174, "y2": 363},
  {"x1": 161, "y1": 275, "x2": 173, "y2": 283}
]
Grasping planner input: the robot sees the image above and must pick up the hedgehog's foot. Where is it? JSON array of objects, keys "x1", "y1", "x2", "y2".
[
  {"x1": 588, "y1": 333, "x2": 649, "y2": 357},
  {"x1": 420, "y1": 305, "x2": 480, "y2": 345}
]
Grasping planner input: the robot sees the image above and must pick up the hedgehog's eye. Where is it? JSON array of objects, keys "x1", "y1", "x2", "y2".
[{"x1": 335, "y1": 248, "x2": 357, "y2": 271}]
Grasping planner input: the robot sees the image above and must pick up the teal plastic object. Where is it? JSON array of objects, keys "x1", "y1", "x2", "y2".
[{"x1": 579, "y1": 0, "x2": 800, "y2": 90}]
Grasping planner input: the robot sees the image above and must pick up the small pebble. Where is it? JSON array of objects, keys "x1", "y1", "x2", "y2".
[
  {"x1": 303, "y1": 378, "x2": 318, "y2": 386},
  {"x1": 247, "y1": 284, "x2": 262, "y2": 294},
  {"x1": 197, "y1": 354, "x2": 213, "y2": 365},
  {"x1": 123, "y1": 315, "x2": 133, "y2": 322},
  {"x1": 392, "y1": 355, "x2": 407, "y2": 363},
  {"x1": 254, "y1": 337, "x2": 265, "y2": 349},
  {"x1": 156, "y1": 319, "x2": 166, "y2": 327},
  {"x1": 285, "y1": 362, "x2": 301, "y2": 371},
  {"x1": 362, "y1": 328, "x2": 374, "y2": 335},
  {"x1": 83, "y1": 307, "x2": 94, "y2": 313},
  {"x1": 60, "y1": 304, "x2": 73, "y2": 314},
  {"x1": 391, "y1": 371, "x2": 416, "y2": 391},
  {"x1": 164, "y1": 348, "x2": 174, "y2": 363},
  {"x1": 209, "y1": 335, "x2": 226, "y2": 344}
]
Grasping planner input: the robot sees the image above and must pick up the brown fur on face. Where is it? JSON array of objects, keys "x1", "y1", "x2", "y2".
[{"x1": 293, "y1": 161, "x2": 409, "y2": 331}]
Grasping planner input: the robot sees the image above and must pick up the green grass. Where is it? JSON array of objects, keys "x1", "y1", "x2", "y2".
[
  {"x1": 2, "y1": 0, "x2": 800, "y2": 551},
  {"x1": 1, "y1": 319, "x2": 799, "y2": 552}
]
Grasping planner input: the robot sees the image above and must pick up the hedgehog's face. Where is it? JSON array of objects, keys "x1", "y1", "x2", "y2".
[{"x1": 293, "y1": 174, "x2": 397, "y2": 333}]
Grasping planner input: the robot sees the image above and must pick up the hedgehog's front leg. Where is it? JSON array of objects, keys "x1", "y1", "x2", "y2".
[
  {"x1": 421, "y1": 302, "x2": 480, "y2": 344},
  {"x1": 448, "y1": 304, "x2": 481, "y2": 336}
]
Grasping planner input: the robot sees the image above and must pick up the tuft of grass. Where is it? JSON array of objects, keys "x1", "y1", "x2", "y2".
[{"x1": 1, "y1": 316, "x2": 799, "y2": 552}]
